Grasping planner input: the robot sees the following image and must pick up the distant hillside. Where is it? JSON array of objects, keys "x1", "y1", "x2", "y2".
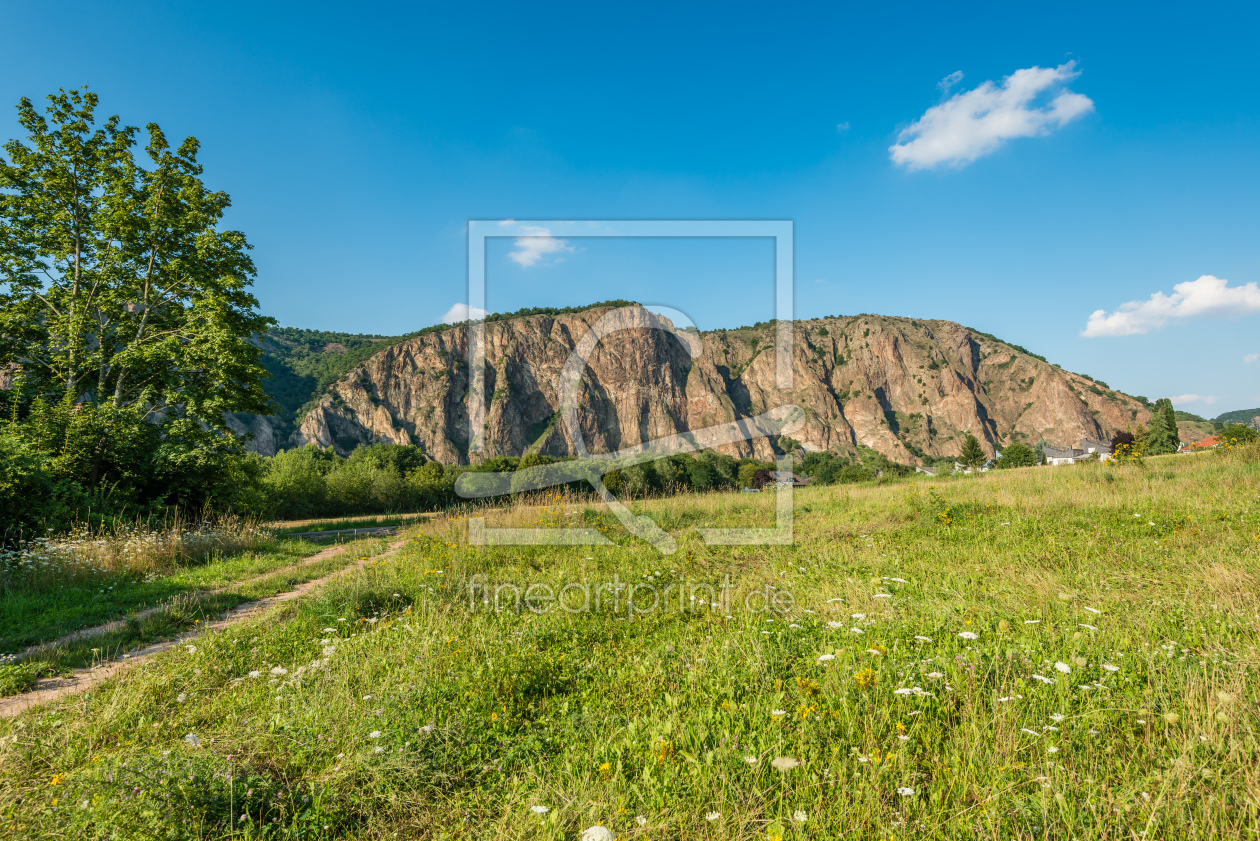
[
  {"x1": 1171, "y1": 410, "x2": 1218, "y2": 443},
  {"x1": 1215, "y1": 407, "x2": 1260, "y2": 430},
  {"x1": 255, "y1": 328, "x2": 404, "y2": 430},
  {"x1": 234, "y1": 305, "x2": 1154, "y2": 466},
  {"x1": 252, "y1": 301, "x2": 642, "y2": 434}
]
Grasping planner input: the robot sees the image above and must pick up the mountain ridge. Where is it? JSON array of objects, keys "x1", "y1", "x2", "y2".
[{"x1": 235, "y1": 304, "x2": 1159, "y2": 465}]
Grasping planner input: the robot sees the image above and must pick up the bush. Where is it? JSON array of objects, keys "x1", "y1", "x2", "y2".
[
  {"x1": 1218, "y1": 424, "x2": 1258, "y2": 445},
  {"x1": 994, "y1": 442, "x2": 1037, "y2": 469}
]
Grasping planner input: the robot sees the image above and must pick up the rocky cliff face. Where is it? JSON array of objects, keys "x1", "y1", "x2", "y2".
[{"x1": 245, "y1": 306, "x2": 1151, "y2": 464}]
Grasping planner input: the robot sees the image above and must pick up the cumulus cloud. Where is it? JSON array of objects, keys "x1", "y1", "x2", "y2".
[
  {"x1": 1245, "y1": 353, "x2": 1259, "y2": 364},
  {"x1": 441, "y1": 303, "x2": 488, "y2": 324},
  {"x1": 1082, "y1": 275, "x2": 1260, "y2": 337},
  {"x1": 890, "y1": 62, "x2": 1094, "y2": 169},
  {"x1": 1171, "y1": 394, "x2": 1217, "y2": 406},
  {"x1": 836, "y1": 121, "x2": 850, "y2": 132},
  {"x1": 508, "y1": 225, "x2": 574, "y2": 267}
]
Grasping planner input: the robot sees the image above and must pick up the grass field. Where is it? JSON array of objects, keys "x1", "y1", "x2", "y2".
[
  {"x1": 270, "y1": 513, "x2": 438, "y2": 534},
  {"x1": 2, "y1": 446, "x2": 1258, "y2": 839}
]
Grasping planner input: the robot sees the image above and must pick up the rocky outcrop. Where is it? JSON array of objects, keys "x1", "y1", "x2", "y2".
[{"x1": 242, "y1": 306, "x2": 1152, "y2": 464}]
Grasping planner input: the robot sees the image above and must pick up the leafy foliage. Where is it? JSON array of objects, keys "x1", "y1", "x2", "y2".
[
  {"x1": 994, "y1": 442, "x2": 1037, "y2": 469},
  {"x1": 0, "y1": 88, "x2": 273, "y2": 425}
]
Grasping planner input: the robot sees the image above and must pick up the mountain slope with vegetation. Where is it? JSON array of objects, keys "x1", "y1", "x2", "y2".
[{"x1": 242, "y1": 304, "x2": 1153, "y2": 466}]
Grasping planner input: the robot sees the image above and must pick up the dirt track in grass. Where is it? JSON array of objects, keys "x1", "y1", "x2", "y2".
[{"x1": 0, "y1": 536, "x2": 407, "y2": 719}]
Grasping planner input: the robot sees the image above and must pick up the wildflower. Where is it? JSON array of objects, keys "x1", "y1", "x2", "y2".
[
  {"x1": 581, "y1": 828, "x2": 615, "y2": 841},
  {"x1": 771, "y1": 757, "x2": 800, "y2": 771},
  {"x1": 706, "y1": 811, "x2": 721, "y2": 821},
  {"x1": 1031, "y1": 674, "x2": 1054, "y2": 684},
  {"x1": 1083, "y1": 606, "x2": 1101, "y2": 614},
  {"x1": 1079, "y1": 624, "x2": 1097, "y2": 631},
  {"x1": 850, "y1": 627, "x2": 864, "y2": 634},
  {"x1": 184, "y1": 733, "x2": 201, "y2": 747},
  {"x1": 771, "y1": 709, "x2": 787, "y2": 718},
  {"x1": 373, "y1": 747, "x2": 384, "y2": 754},
  {"x1": 914, "y1": 635, "x2": 932, "y2": 642},
  {"x1": 1047, "y1": 746, "x2": 1059, "y2": 753},
  {"x1": 1050, "y1": 713, "x2": 1065, "y2": 722},
  {"x1": 897, "y1": 786, "x2": 915, "y2": 796},
  {"x1": 369, "y1": 731, "x2": 382, "y2": 739},
  {"x1": 851, "y1": 613, "x2": 866, "y2": 619},
  {"x1": 185, "y1": 645, "x2": 197, "y2": 654},
  {"x1": 1101, "y1": 664, "x2": 1119, "y2": 672},
  {"x1": 420, "y1": 724, "x2": 435, "y2": 733},
  {"x1": 817, "y1": 654, "x2": 836, "y2": 664},
  {"x1": 744, "y1": 755, "x2": 758, "y2": 764},
  {"x1": 792, "y1": 810, "x2": 807, "y2": 823},
  {"x1": 853, "y1": 668, "x2": 877, "y2": 689},
  {"x1": 866, "y1": 649, "x2": 883, "y2": 657},
  {"x1": 176, "y1": 693, "x2": 186, "y2": 703},
  {"x1": 1024, "y1": 620, "x2": 1041, "y2": 625},
  {"x1": 958, "y1": 631, "x2": 979, "y2": 640},
  {"x1": 636, "y1": 816, "x2": 648, "y2": 826},
  {"x1": 1020, "y1": 728, "x2": 1041, "y2": 736},
  {"x1": 530, "y1": 805, "x2": 549, "y2": 815},
  {"x1": 598, "y1": 761, "x2": 612, "y2": 778},
  {"x1": 1054, "y1": 662, "x2": 1071, "y2": 674},
  {"x1": 270, "y1": 666, "x2": 289, "y2": 676},
  {"x1": 1163, "y1": 712, "x2": 1180, "y2": 725},
  {"x1": 362, "y1": 695, "x2": 372, "y2": 701}
]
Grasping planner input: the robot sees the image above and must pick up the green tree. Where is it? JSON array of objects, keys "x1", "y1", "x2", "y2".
[
  {"x1": 959, "y1": 433, "x2": 986, "y2": 469},
  {"x1": 995, "y1": 442, "x2": 1037, "y2": 469},
  {"x1": 1218, "y1": 424, "x2": 1258, "y2": 445},
  {"x1": 1145, "y1": 398, "x2": 1179, "y2": 455},
  {"x1": 0, "y1": 88, "x2": 273, "y2": 426}
]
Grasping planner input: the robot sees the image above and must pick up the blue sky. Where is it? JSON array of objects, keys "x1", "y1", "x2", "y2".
[{"x1": 4, "y1": 1, "x2": 1259, "y2": 414}]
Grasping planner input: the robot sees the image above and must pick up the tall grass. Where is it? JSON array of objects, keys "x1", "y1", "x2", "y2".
[
  {"x1": 0, "y1": 514, "x2": 271, "y2": 592},
  {"x1": 2, "y1": 443, "x2": 1257, "y2": 839}
]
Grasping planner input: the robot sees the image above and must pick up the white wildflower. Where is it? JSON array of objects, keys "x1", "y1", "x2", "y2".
[
  {"x1": 270, "y1": 666, "x2": 288, "y2": 676},
  {"x1": 1102, "y1": 663, "x2": 1119, "y2": 672},
  {"x1": 817, "y1": 654, "x2": 836, "y2": 663},
  {"x1": 897, "y1": 786, "x2": 915, "y2": 796},
  {"x1": 705, "y1": 811, "x2": 721, "y2": 822},
  {"x1": 369, "y1": 731, "x2": 381, "y2": 739},
  {"x1": 792, "y1": 810, "x2": 808, "y2": 823},
  {"x1": 770, "y1": 756, "x2": 800, "y2": 771},
  {"x1": 958, "y1": 631, "x2": 979, "y2": 640},
  {"x1": 1031, "y1": 674, "x2": 1055, "y2": 684},
  {"x1": 1054, "y1": 662, "x2": 1071, "y2": 674},
  {"x1": 530, "y1": 805, "x2": 549, "y2": 815},
  {"x1": 914, "y1": 635, "x2": 932, "y2": 642}
]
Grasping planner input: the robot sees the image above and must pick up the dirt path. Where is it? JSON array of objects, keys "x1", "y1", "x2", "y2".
[
  {"x1": 15, "y1": 532, "x2": 398, "y2": 662},
  {"x1": 0, "y1": 536, "x2": 408, "y2": 719}
]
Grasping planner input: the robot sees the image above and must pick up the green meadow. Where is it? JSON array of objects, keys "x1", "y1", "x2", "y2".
[{"x1": 2, "y1": 445, "x2": 1258, "y2": 840}]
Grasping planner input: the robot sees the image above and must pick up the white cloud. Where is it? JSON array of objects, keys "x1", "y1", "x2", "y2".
[
  {"x1": 836, "y1": 121, "x2": 850, "y2": 132},
  {"x1": 1171, "y1": 394, "x2": 1217, "y2": 406},
  {"x1": 1245, "y1": 353, "x2": 1259, "y2": 364},
  {"x1": 890, "y1": 62, "x2": 1094, "y2": 170},
  {"x1": 509, "y1": 225, "x2": 574, "y2": 267},
  {"x1": 937, "y1": 70, "x2": 964, "y2": 92},
  {"x1": 441, "y1": 303, "x2": 488, "y2": 324},
  {"x1": 1082, "y1": 275, "x2": 1260, "y2": 337}
]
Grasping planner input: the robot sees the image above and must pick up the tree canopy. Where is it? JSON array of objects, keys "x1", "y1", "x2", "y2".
[
  {"x1": 0, "y1": 87, "x2": 273, "y2": 426},
  {"x1": 959, "y1": 433, "x2": 986, "y2": 469}
]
